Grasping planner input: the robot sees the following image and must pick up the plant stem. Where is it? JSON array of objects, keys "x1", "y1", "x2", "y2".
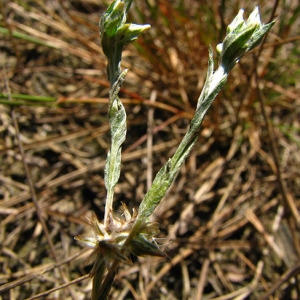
[{"x1": 137, "y1": 54, "x2": 228, "y2": 220}]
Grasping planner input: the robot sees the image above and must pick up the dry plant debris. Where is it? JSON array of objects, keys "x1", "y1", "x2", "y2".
[{"x1": 0, "y1": 0, "x2": 300, "y2": 299}]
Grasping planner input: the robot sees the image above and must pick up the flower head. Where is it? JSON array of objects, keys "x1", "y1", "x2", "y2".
[
  {"x1": 216, "y1": 7, "x2": 275, "y2": 72},
  {"x1": 75, "y1": 204, "x2": 164, "y2": 272},
  {"x1": 100, "y1": 0, "x2": 150, "y2": 58}
]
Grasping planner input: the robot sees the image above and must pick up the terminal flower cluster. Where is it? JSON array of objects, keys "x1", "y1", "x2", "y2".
[{"x1": 217, "y1": 7, "x2": 275, "y2": 72}]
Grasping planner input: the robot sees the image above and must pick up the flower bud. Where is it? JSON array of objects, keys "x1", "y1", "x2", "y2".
[
  {"x1": 116, "y1": 23, "x2": 151, "y2": 45},
  {"x1": 217, "y1": 7, "x2": 275, "y2": 72},
  {"x1": 100, "y1": 0, "x2": 150, "y2": 58}
]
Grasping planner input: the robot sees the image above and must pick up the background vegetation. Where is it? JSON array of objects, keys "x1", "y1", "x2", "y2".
[{"x1": 0, "y1": 0, "x2": 299, "y2": 299}]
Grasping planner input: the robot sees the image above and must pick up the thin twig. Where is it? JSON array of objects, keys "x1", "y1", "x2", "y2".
[
  {"x1": 260, "y1": 262, "x2": 300, "y2": 300},
  {"x1": 25, "y1": 274, "x2": 90, "y2": 300},
  {"x1": 195, "y1": 258, "x2": 210, "y2": 300},
  {"x1": 146, "y1": 90, "x2": 157, "y2": 190}
]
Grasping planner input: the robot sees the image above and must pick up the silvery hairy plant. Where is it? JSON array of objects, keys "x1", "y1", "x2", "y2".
[{"x1": 75, "y1": 1, "x2": 275, "y2": 299}]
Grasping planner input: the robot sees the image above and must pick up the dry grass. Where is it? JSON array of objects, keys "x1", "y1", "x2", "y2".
[{"x1": 1, "y1": 0, "x2": 300, "y2": 299}]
